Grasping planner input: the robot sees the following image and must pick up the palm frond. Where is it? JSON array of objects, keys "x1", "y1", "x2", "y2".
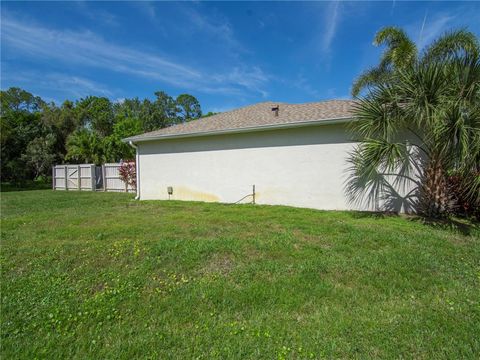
[
  {"x1": 350, "y1": 84, "x2": 404, "y2": 140},
  {"x1": 374, "y1": 27, "x2": 417, "y2": 68},
  {"x1": 396, "y1": 62, "x2": 448, "y2": 129},
  {"x1": 374, "y1": 27, "x2": 411, "y2": 47},
  {"x1": 422, "y1": 29, "x2": 480, "y2": 63},
  {"x1": 447, "y1": 52, "x2": 480, "y2": 102},
  {"x1": 351, "y1": 27, "x2": 417, "y2": 97},
  {"x1": 351, "y1": 67, "x2": 391, "y2": 97}
]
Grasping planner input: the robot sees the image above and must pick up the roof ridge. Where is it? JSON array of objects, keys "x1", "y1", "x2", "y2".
[
  {"x1": 125, "y1": 98, "x2": 356, "y2": 142},
  {"x1": 282, "y1": 99, "x2": 355, "y2": 106},
  {"x1": 216, "y1": 101, "x2": 278, "y2": 113},
  {"x1": 207, "y1": 99, "x2": 354, "y2": 114},
  {"x1": 181, "y1": 101, "x2": 280, "y2": 125},
  {"x1": 202, "y1": 99, "x2": 354, "y2": 118}
]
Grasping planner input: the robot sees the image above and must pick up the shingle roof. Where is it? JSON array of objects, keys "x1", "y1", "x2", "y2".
[{"x1": 125, "y1": 99, "x2": 356, "y2": 142}]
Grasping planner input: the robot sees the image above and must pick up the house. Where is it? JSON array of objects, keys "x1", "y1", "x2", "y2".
[{"x1": 124, "y1": 100, "x2": 415, "y2": 211}]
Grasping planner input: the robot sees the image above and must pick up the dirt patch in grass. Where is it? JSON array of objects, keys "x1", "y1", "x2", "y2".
[
  {"x1": 91, "y1": 282, "x2": 106, "y2": 295},
  {"x1": 292, "y1": 229, "x2": 331, "y2": 249},
  {"x1": 199, "y1": 253, "x2": 235, "y2": 277}
]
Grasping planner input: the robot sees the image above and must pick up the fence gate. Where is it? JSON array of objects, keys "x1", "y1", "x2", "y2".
[{"x1": 53, "y1": 164, "x2": 96, "y2": 191}]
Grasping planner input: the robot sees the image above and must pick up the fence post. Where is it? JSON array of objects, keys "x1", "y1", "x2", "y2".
[
  {"x1": 91, "y1": 164, "x2": 96, "y2": 191},
  {"x1": 77, "y1": 165, "x2": 81, "y2": 191},
  {"x1": 52, "y1": 166, "x2": 55, "y2": 190},
  {"x1": 64, "y1": 166, "x2": 69, "y2": 190},
  {"x1": 102, "y1": 165, "x2": 106, "y2": 192}
]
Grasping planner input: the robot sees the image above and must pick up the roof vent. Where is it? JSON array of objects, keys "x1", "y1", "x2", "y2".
[{"x1": 271, "y1": 105, "x2": 279, "y2": 117}]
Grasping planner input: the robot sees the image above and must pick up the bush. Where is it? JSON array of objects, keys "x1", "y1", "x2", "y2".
[
  {"x1": 447, "y1": 173, "x2": 480, "y2": 220},
  {"x1": 118, "y1": 160, "x2": 136, "y2": 190}
]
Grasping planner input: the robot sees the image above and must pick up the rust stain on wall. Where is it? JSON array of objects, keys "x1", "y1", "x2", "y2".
[{"x1": 174, "y1": 186, "x2": 220, "y2": 202}]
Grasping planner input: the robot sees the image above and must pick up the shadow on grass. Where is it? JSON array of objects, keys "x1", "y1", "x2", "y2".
[
  {"x1": 349, "y1": 210, "x2": 478, "y2": 236},
  {"x1": 349, "y1": 211, "x2": 399, "y2": 219},
  {"x1": 1, "y1": 181, "x2": 51, "y2": 192},
  {"x1": 408, "y1": 216, "x2": 479, "y2": 236}
]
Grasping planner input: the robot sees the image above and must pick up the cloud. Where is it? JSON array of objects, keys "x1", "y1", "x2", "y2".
[
  {"x1": 74, "y1": 2, "x2": 119, "y2": 27},
  {"x1": 292, "y1": 73, "x2": 321, "y2": 99},
  {"x1": 55, "y1": 75, "x2": 114, "y2": 98},
  {"x1": 416, "y1": 13, "x2": 455, "y2": 50},
  {"x1": 212, "y1": 66, "x2": 270, "y2": 98},
  {"x1": 405, "y1": 9, "x2": 478, "y2": 51},
  {"x1": 1, "y1": 16, "x2": 200, "y2": 86},
  {"x1": 87, "y1": 10, "x2": 119, "y2": 27},
  {"x1": 390, "y1": 0, "x2": 396, "y2": 15},
  {"x1": 305, "y1": 0, "x2": 341, "y2": 65},
  {"x1": 1, "y1": 14, "x2": 269, "y2": 97},
  {"x1": 2, "y1": 70, "x2": 115, "y2": 100},
  {"x1": 182, "y1": 5, "x2": 245, "y2": 53},
  {"x1": 321, "y1": 1, "x2": 341, "y2": 54},
  {"x1": 135, "y1": 1, "x2": 157, "y2": 20}
]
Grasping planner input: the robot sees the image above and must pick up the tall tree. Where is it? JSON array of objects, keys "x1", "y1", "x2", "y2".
[
  {"x1": 113, "y1": 98, "x2": 143, "y2": 120},
  {"x1": 0, "y1": 87, "x2": 45, "y2": 113},
  {"x1": 176, "y1": 94, "x2": 202, "y2": 122},
  {"x1": 76, "y1": 96, "x2": 114, "y2": 137},
  {"x1": 103, "y1": 116, "x2": 143, "y2": 162},
  {"x1": 141, "y1": 92, "x2": 178, "y2": 132},
  {"x1": 0, "y1": 88, "x2": 46, "y2": 181},
  {"x1": 40, "y1": 100, "x2": 78, "y2": 158},
  {"x1": 21, "y1": 133, "x2": 58, "y2": 179}
]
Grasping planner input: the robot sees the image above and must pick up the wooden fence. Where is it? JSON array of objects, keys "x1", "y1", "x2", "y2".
[
  {"x1": 102, "y1": 163, "x2": 135, "y2": 193},
  {"x1": 53, "y1": 163, "x2": 135, "y2": 192}
]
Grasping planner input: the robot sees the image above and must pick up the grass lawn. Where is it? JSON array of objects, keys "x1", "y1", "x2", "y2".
[{"x1": 1, "y1": 190, "x2": 479, "y2": 359}]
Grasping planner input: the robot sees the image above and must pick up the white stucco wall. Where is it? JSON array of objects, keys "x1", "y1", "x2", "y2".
[{"x1": 136, "y1": 123, "x2": 416, "y2": 211}]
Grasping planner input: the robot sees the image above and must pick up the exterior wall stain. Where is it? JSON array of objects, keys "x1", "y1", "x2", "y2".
[{"x1": 172, "y1": 186, "x2": 220, "y2": 202}]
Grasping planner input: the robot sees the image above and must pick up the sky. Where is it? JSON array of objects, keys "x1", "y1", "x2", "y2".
[{"x1": 1, "y1": 1, "x2": 479, "y2": 113}]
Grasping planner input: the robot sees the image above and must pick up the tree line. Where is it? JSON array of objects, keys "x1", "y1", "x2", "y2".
[{"x1": 0, "y1": 88, "x2": 211, "y2": 183}]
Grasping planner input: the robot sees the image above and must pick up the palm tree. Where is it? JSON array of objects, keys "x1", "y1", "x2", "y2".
[
  {"x1": 348, "y1": 28, "x2": 480, "y2": 218},
  {"x1": 65, "y1": 129, "x2": 105, "y2": 165}
]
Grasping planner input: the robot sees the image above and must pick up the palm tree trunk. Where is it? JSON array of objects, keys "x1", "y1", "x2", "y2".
[{"x1": 419, "y1": 158, "x2": 450, "y2": 217}]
